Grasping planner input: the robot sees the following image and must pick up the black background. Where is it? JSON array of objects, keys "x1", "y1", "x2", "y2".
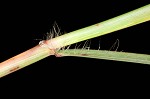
[{"x1": 0, "y1": 1, "x2": 150, "y2": 96}]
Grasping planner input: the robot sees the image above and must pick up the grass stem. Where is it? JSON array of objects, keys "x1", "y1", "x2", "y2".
[{"x1": 0, "y1": 4, "x2": 149, "y2": 78}]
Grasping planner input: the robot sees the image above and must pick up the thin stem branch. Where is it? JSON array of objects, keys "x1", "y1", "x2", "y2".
[{"x1": 58, "y1": 49, "x2": 150, "y2": 65}]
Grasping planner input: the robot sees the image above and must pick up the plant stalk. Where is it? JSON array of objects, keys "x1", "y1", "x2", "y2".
[{"x1": 0, "y1": 4, "x2": 149, "y2": 78}]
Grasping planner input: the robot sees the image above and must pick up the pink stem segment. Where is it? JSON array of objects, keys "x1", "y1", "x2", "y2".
[{"x1": 0, "y1": 40, "x2": 55, "y2": 78}]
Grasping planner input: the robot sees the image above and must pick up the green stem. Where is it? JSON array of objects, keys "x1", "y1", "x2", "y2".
[{"x1": 47, "y1": 4, "x2": 150, "y2": 49}]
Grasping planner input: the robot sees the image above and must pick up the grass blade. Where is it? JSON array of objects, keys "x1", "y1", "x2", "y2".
[{"x1": 58, "y1": 49, "x2": 150, "y2": 65}]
